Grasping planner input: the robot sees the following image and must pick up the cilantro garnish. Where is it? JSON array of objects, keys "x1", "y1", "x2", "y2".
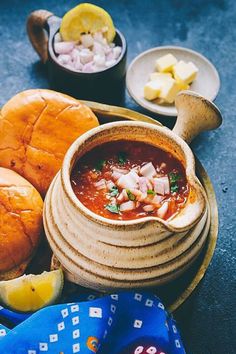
[
  {"x1": 169, "y1": 172, "x2": 182, "y2": 193},
  {"x1": 109, "y1": 186, "x2": 119, "y2": 197},
  {"x1": 170, "y1": 184, "x2": 179, "y2": 193},
  {"x1": 95, "y1": 159, "x2": 106, "y2": 171},
  {"x1": 126, "y1": 189, "x2": 136, "y2": 201},
  {"x1": 147, "y1": 189, "x2": 155, "y2": 195},
  {"x1": 105, "y1": 204, "x2": 120, "y2": 214},
  {"x1": 118, "y1": 151, "x2": 128, "y2": 164}
]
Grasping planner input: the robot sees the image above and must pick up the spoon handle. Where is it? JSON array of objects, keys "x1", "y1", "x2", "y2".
[{"x1": 173, "y1": 90, "x2": 222, "y2": 144}]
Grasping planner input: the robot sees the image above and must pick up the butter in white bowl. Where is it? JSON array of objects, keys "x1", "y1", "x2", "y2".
[
  {"x1": 155, "y1": 53, "x2": 177, "y2": 72},
  {"x1": 173, "y1": 60, "x2": 199, "y2": 85},
  {"x1": 126, "y1": 45, "x2": 221, "y2": 116},
  {"x1": 144, "y1": 53, "x2": 198, "y2": 104}
]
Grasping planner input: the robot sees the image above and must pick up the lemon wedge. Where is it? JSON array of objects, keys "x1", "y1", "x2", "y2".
[
  {"x1": 0, "y1": 269, "x2": 63, "y2": 312},
  {"x1": 60, "y1": 3, "x2": 116, "y2": 42}
]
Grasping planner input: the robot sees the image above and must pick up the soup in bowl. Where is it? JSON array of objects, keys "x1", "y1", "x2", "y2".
[{"x1": 71, "y1": 140, "x2": 189, "y2": 221}]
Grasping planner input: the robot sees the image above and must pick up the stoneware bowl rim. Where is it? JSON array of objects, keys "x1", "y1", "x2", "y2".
[{"x1": 61, "y1": 120, "x2": 206, "y2": 231}]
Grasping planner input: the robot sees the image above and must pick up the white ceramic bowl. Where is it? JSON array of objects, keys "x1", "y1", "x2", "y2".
[{"x1": 126, "y1": 46, "x2": 220, "y2": 116}]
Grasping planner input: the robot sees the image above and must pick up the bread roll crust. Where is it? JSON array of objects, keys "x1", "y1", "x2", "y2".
[
  {"x1": 0, "y1": 89, "x2": 99, "y2": 196},
  {"x1": 0, "y1": 168, "x2": 43, "y2": 278}
]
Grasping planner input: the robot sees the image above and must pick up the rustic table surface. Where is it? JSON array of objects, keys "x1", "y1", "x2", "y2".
[{"x1": 0, "y1": 1, "x2": 235, "y2": 353}]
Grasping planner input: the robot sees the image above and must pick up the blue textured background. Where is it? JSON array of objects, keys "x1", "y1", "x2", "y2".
[{"x1": 0, "y1": 1, "x2": 235, "y2": 353}]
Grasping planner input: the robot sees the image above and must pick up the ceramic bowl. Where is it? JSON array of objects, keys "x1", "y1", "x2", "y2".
[
  {"x1": 43, "y1": 91, "x2": 222, "y2": 291},
  {"x1": 126, "y1": 46, "x2": 220, "y2": 116},
  {"x1": 27, "y1": 10, "x2": 127, "y2": 105}
]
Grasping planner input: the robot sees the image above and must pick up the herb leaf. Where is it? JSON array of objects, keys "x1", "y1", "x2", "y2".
[
  {"x1": 147, "y1": 189, "x2": 155, "y2": 195},
  {"x1": 118, "y1": 151, "x2": 128, "y2": 164},
  {"x1": 169, "y1": 172, "x2": 181, "y2": 183},
  {"x1": 169, "y1": 172, "x2": 182, "y2": 193},
  {"x1": 109, "y1": 186, "x2": 119, "y2": 197},
  {"x1": 105, "y1": 204, "x2": 120, "y2": 214},
  {"x1": 95, "y1": 159, "x2": 106, "y2": 171},
  {"x1": 171, "y1": 185, "x2": 179, "y2": 193},
  {"x1": 126, "y1": 189, "x2": 136, "y2": 201}
]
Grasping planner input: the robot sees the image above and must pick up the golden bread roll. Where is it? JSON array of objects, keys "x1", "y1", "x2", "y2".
[
  {"x1": 0, "y1": 89, "x2": 99, "y2": 196},
  {"x1": 0, "y1": 168, "x2": 43, "y2": 280}
]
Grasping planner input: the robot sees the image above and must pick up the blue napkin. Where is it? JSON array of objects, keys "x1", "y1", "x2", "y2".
[{"x1": 0, "y1": 291, "x2": 185, "y2": 354}]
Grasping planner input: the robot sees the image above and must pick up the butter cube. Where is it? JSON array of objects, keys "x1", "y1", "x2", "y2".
[
  {"x1": 173, "y1": 60, "x2": 198, "y2": 84},
  {"x1": 149, "y1": 72, "x2": 172, "y2": 81},
  {"x1": 176, "y1": 81, "x2": 190, "y2": 90},
  {"x1": 155, "y1": 54, "x2": 178, "y2": 73},
  {"x1": 159, "y1": 77, "x2": 180, "y2": 103},
  {"x1": 144, "y1": 81, "x2": 162, "y2": 100}
]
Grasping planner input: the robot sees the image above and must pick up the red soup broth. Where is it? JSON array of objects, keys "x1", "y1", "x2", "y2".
[{"x1": 70, "y1": 141, "x2": 189, "y2": 221}]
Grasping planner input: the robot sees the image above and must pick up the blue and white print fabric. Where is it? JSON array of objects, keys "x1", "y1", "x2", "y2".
[{"x1": 0, "y1": 291, "x2": 185, "y2": 354}]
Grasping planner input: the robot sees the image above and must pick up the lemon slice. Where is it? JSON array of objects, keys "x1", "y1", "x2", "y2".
[
  {"x1": 60, "y1": 3, "x2": 116, "y2": 42},
  {"x1": 0, "y1": 269, "x2": 63, "y2": 312}
]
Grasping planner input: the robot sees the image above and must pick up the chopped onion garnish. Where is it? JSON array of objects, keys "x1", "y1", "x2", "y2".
[
  {"x1": 94, "y1": 179, "x2": 106, "y2": 190},
  {"x1": 119, "y1": 201, "x2": 136, "y2": 211},
  {"x1": 140, "y1": 162, "x2": 156, "y2": 178},
  {"x1": 157, "y1": 202, "x2": 169, "y2": 218},
  {"x1": 143, "y1": 204, "x2": 155, "y2": 212}
]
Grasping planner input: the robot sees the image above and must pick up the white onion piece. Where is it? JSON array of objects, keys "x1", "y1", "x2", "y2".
[
  {"x1": 120, "y1": 201, "x2": 136, "y2": 212},
  {"x1": 71, "y1": 48, "x2": 79, "y2": 61},
  {"x1": 152, "y1": 194, "x2": 163, "y2": 205},
  {"x1": 130, "y1": 189, "x2": 147, "y2": 202},
  {"x1": 113, "y1": 46, "x2": 122, "y2": 59},
  {"x1": 153, "y1": 176, "x2": 170, "y2": 195},
  {"x1": 93, "y1": 32, "x2": 107, "y2": 45},
  {"x1": 117, "y1": 189, "x2": 129, "y2": 202},
  {"x1": 112, "y1": 171, "x2": 122, "y2": 181},
  {"x1": 93, "y1": 42, "x2": 104, "y2": 55},
  {"x1": 54, "y1": 42, "x2": 74, "y2": 54},
  {"x1": 94, "y1": 54, "x2": 106, "y2": 67},
  {"x1": 117, "y1": 172, "x2": 138, "y2": 190},
  {"x1": 94, "y1": 179, "x2": 106, "y2": 190},
  {"x1": 157, "y1": 202, "x2": 169, "y2": 218},
  {"x1": 131, "y1": 166, "x2": 140, "y2": 174},
  {"x1": 130, "y1": 170, "x2": 139, "y2": 182},
  {"x1": 112, "y1": 167, "x2": 129, "y2": 174},
  {"x1": 140, "y1": 162, "x2": 156, "y2": 178},
  {"x1": 82, "y1": 62, "x2": 94, "y2": 73},
  {"x1": 139, "y1": 176, "x2": 148, "y2": 193},
  {"x1": 57, "y1": 54, "x2": 71, "y2": 65},
  {"x1": 105, "y1": 59, "x2": 116, "y2": 67},
  {"x1": 74, "y1": 57, "x2": 83, "y2": 71},
  {"x1": 81, "y1": 34, "x2": 94, "y2": 48},
  {"x1": 107, "y1": 180, "x2": 115, "y2": 190},
  {"x1": 143, "y1": 204, "x2": 155, "y2": 212},
  {"x1": 79, "y1": 50, "x2": 94, "y2": 64}
]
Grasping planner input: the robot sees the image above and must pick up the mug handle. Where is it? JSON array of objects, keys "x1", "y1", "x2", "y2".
[
  {"x1": 173, "y1": 90, "x2": 222, "y2": 144},
  {"x1": 27, "y1": 10, "x2": 54, "y2": 64}
]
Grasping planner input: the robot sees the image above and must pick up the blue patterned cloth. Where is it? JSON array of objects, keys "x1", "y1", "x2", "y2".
[{"x1": 0, "y1": 291, "x2": 185, "y2": 354}]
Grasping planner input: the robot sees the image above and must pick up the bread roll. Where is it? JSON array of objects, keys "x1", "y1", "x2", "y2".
[
  {"x1": 0, "y1": 168, "x2": 43, "y2": 280},
  {"x1": 0, "y1": 89, "x2": 99, "y2": 196}
]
